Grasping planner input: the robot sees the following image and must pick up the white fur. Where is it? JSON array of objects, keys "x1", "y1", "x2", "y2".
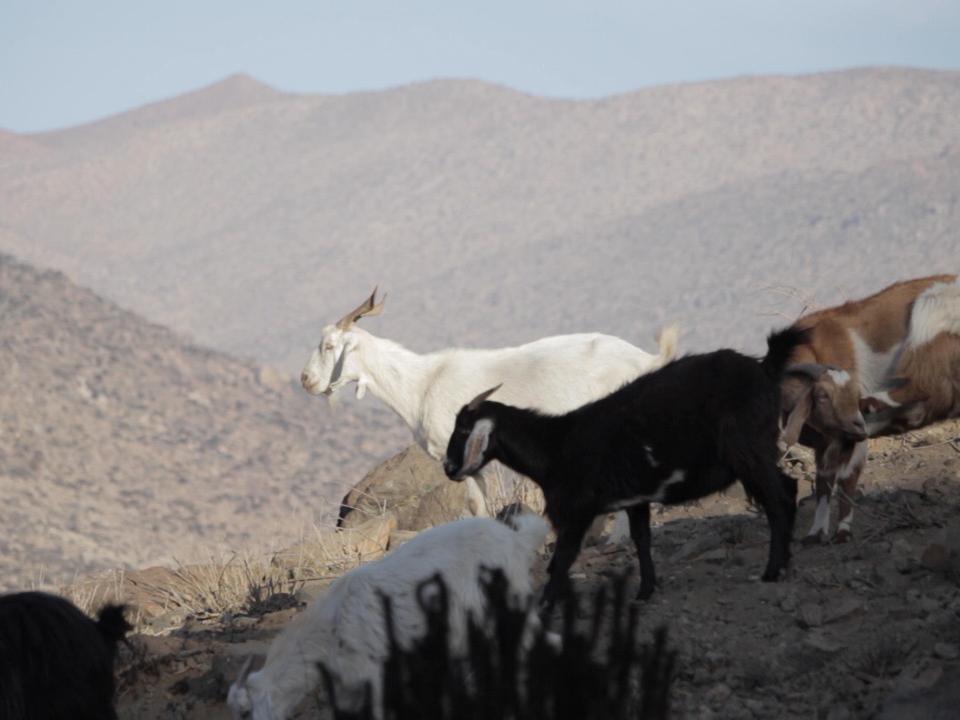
[
  {"x1": 604, "y1": 470, "x2": 685, "y2": 511},
  {"x1": 643, "y1": 444, "x2": 659, "y2": 468},
  {"x1": 837, "y1": 441, "x2": 867, "y2": 481},
  {"x1": 826, "y1": 369, "x2": 851, "y2": 387},
  {"x1": 227, "y1": 515, "x2": 549, "y2": 720},
  {"x1": 850, "y1": 331, "x2": 901, "y2": 394},
  {"x1": 302, "y1": 320, "x2": 678, "y2": 516},
  {"x1": 808, "y1": 495, "x2": 831, "y2": 538},
  {"x1": 837, "y1": 509, "x2": 855, "y2": 533},
  {"x1": 906, "y1": 279, "x2": 960, "y2": 348}
]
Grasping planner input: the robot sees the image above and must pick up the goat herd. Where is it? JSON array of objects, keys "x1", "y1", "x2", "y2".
[{"x1": 2, "y1": 274, "x2": 957, "y2": 719}]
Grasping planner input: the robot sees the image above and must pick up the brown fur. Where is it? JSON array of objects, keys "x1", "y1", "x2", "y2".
[{"x1": 784, "y1": 274, "x2": 958, "y2": 542}]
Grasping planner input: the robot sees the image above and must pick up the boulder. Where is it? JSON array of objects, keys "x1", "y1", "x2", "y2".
[{"x1": 339, "y1": 445, "x2": 468, "y2": 531}]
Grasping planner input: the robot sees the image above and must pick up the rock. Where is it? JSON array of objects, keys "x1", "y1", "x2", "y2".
[
  {"x1": 803, "y1": 631, "x2": 845, "y2": 653},
  {"x1": 797, "y1": 602, "x2": 824, "y2": 628},
  {"x1": 671, "y1": 532, "x2": 725, "y2": 562},
  {"x1": 824, "y1": 598, "x2": 863, "y2": 625},
  {"x1": 294, "y1": 578, "x2": 332, "y2": 604},
  {"x1": 278, "y1": 513, "x2": 397, "y2": 568},
  {"x1": 700, "y1": 548, "x2": 728, "y2": 564},
  {"x1": 388, "y1": 529, "x2": 418, "y2": 549},
  {"x1": 891, "y1": 538, "x2": 917, "y2": 573},
  {"x1": 339, "y1": 445, "x2": 468, "y2": 531},
  {"x1": 933, "y1": 643, "x2": 959, "y2": 660},
  {"x1": 777, "y1": 588, "x2": 798, "y2": 613}
]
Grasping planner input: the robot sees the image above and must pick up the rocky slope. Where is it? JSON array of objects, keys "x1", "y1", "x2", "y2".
[
  {"x1": 0, "y1": 253, "x2": 405, "y2": 589},
  {"x1": 108, "y1": 419, "x2": 960, "y2": 719}
]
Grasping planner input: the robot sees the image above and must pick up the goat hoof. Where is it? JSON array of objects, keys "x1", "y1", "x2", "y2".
[
  {"x1": 833, "y1": 529, "x2": 852, "y2": 544},
  {"x1": 634, "y1": 586, "x2": 655, "y2": 602},
  {"x1": 761, "y1": 567, "x2": 784, "y2": 582},
  {"x1": 800, "y1": 533, "x2": 823, "y2": 547}
]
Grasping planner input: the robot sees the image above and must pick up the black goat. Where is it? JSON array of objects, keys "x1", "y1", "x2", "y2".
[
  {"x1": 443, "y1": 328, "x2": 808, "y2": 605},
  {"x1": 320, "y1": 570, "x2": 675, "y2": 720},
  {"x1": 0, "y1": 591, "x2": 130, "y2": 720}
]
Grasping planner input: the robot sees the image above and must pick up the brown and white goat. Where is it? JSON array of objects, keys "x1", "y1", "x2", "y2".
[{"x1": 780, "y1": 274, "x2": 959, "y2": 543}]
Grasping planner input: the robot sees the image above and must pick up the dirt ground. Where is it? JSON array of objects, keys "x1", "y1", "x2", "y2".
[{"x1": 113, "y1": 421, "x2": 960, "y2": 719}]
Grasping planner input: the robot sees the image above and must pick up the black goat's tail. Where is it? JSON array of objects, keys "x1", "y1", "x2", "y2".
[
  {"x1": 96, "y1": 604, "x2": 132, "y2": 646},
  {"x1": 760, "y1": 326, "x2": 809, "y2": 380}
]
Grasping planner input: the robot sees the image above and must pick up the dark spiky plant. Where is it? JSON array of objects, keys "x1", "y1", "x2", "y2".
[{"x1": 319, "y1": 570, "x2": 674, "y2": 720}]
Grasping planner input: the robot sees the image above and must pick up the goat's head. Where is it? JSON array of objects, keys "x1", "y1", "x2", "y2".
[
  {"x1": 300, "y1": 288, "x2": 385, "y2": 400},
  {"x1": 227, "y1": 658, "x2": 274, "y2": 720},
  {"x1": 443, "y1": 385, "x2": 503, "y2": 480},
  {"x1": 780, "y1": 364, "x2": 868, "y2": 446}
]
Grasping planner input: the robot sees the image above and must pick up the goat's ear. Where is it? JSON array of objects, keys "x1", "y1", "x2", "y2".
[
  {"x1": 780, "y1": 378, "x2": 813, "y2": 448},
  {"x1": 879, "y1": 376, "x2": 908, "y2": 392},
  {"x1": 463, "y1": 419, "x2": 494, "y2": 471},
  {"x1": 785, "y1": 363, "x2": 827, "y2": 382}
]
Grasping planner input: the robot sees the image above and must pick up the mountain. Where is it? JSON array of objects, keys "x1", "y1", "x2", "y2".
[
  {"x1": 1, "y1": 67, "x2": 958, "y2": 373},
  {"x1": 0, "y1": 254, "x2": 406, "y2": 590}
]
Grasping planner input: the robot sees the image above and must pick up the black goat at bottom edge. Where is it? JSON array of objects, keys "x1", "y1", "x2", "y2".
[
  {"x1": 319, "y1": 570, "x2": 675, "y2": 720},
  {"x1": 0, "y1": 591, "x2": 131, "y2": 720}
]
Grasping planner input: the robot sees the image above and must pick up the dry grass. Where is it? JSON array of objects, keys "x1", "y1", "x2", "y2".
[{"x1": 51, "y1": 510, "x2": 397, "y2": 629}]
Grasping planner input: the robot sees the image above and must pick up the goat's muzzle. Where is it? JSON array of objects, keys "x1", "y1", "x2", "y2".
[
  {"x1": 442, "y1": 458, "x2": 465, "y2": 481},
  {"x1": 845, "y1": 415, "x2": 868, "y2": 442}
]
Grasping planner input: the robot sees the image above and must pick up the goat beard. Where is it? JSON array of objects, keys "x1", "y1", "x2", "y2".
[{"x1": 325, "y1": 388, "x2": 343, "y2": 411}]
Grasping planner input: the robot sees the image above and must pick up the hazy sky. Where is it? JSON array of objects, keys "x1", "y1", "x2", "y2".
[{"x1": 3, "y1": 0, "x2": 960, "y2": 132}]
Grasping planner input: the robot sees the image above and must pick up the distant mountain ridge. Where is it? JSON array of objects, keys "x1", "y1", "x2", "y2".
[{"x1": 1, "y1": 67, "x2": 958, "y2": 374}]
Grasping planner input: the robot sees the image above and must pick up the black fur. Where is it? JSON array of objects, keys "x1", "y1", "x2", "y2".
[
  {"x1": 320, "y1": 570, "x2": 675, "y2": 720},
  {"x1": 0, "y1": 592, "x2": 130, "y2": 720},
  {"x1": 445, "y1": 329, "x2": 804, "y2": 606}
]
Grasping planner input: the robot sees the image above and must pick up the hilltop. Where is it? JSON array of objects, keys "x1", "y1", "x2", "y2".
[{"x1": 0, "y1": 68, "x2": 957, "y2": 373}]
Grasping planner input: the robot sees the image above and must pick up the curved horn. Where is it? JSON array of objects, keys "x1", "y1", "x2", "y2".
[
  {"x1": 785, "y1": 363, "x2": 828, "y2": 381},
  {"x1": 467, "y1": 384, "x2": 502, "y2": 410},
  {"x1": 236, "y1": 655, "x2": 254, "y2": 684},
  {"x1": 336, "y1": 287, "x2": 386, "y2": 330}
]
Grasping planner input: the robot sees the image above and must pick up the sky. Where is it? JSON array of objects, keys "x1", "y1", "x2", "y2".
[{"x1": 2, "y1": 0, "x2": 960, "y2": 133}]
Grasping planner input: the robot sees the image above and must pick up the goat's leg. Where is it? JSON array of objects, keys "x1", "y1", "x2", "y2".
[
  {"x1": 626, "y1": 503, "x2": 657, "y2": 600},
  {"x1": 540, "y1": 518, "x2": 591, "y2": 613},
  {"x1": 740, "y1": 463, "x2": 793, "y2": 582},
  {"x1": 834, "y1": 440, "x2": 867, "y2": 544},
  {"x1": 802, "y1": 442, "x2": 840, "y2": 545}
]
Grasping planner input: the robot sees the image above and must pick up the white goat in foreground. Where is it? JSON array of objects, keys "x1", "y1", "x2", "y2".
[
  {"x1": 227, "y1": 514, "x2": 549, "y2": 720},
  {"x1": 301, "y1": 289, "x2": 678, "y2": 516}
]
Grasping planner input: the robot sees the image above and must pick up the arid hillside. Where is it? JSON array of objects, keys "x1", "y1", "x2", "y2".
[
  {"x1": 0, "y1": 254, "x2": 406, "y2": 590},
  {"x1": 0, "y1": 68, "x2": 958, "y2": 373},
  {"x1": 107, "y1": 421, "x2": 960, "y2": 720}
]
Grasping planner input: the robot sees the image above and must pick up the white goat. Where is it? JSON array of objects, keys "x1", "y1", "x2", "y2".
[
  {"x1": 301, "y1": 289, "x2": 678, "y2": 517},
  {"x1": 226, "y1": 514, "x2": 549, "y2": 720}
]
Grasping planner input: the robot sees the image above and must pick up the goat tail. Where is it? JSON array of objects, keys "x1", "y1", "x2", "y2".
[
  {"x1": 761, "y1": 326, "x2": 809, "y2": 380},
  {"x1": 654, "y1": 324, "x2": 680, "y2": 366},
  {"x1": 95, "y1": 604, "x2": 132, "y2": 646},
  {"x1": 509, "y1": 513, "x2": 550, "y2": 555}
]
